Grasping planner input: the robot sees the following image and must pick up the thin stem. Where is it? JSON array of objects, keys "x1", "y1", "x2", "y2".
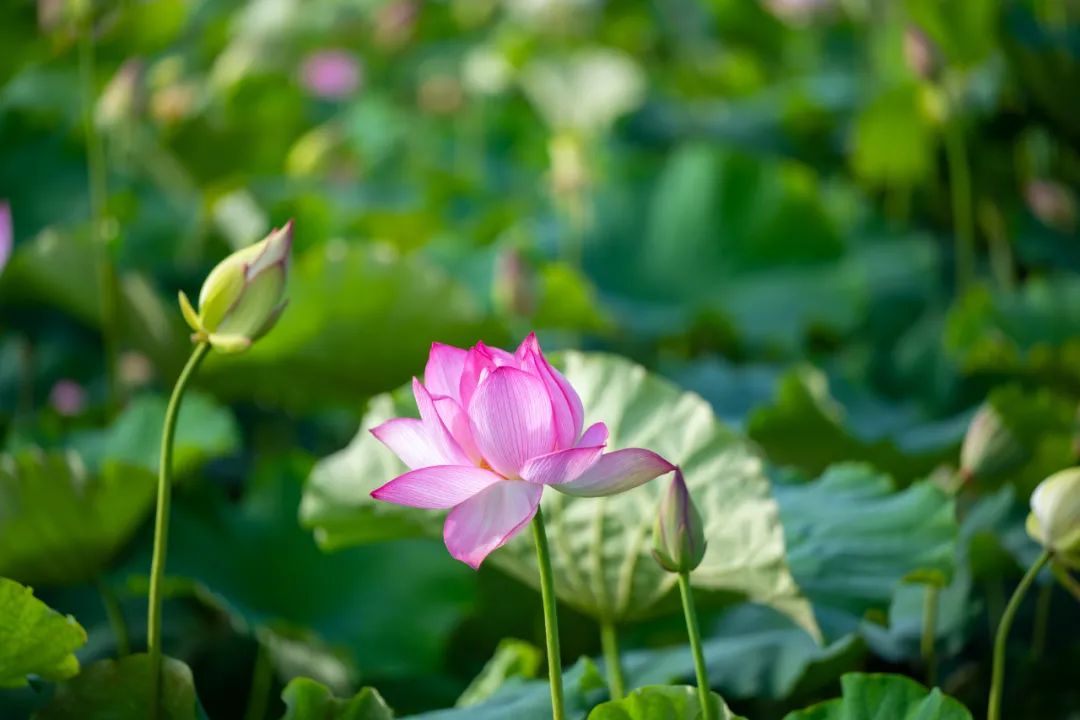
[
  {"x1": 531, "y1": 508, "x2": 566, "y2": 720},
  {"x1": 921, "y1": 584, "x2": 940, "y2": 687},
  {"x1": 243, "y1": 638, "x2": 274, "y2": 720},
  {"x1": 96, "y1": 579, "x2": 130, "y2": 657},
  {"x1": 988, "y1": 549, "x2": 1051, "y2": 720},
  {"x1": 600, "y1": 619, "x2": 626, "y2": 700},
  {"x1": 78, "y1": 24, "x2": 122, "y2": 412},
  {"x1": 148, "y1": 342, "x2": 210, "y2": 718},
  {"x1": 943, "y1": 77, "x2": 975, "y2": 294},
  {"x1": 1030, "y1": 580, "x2": 1053, "y2": 661},
  {"x1": 1051, "y1": 561, "x2": 1080, "y2": 602},
  {"x1": 677, "y1": 572, "x2": 715, "y2": 720}
]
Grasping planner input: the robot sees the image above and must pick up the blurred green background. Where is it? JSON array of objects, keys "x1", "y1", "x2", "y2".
[{"x1": 2, "y1": 0, "x2": 1080, "y2": 717}]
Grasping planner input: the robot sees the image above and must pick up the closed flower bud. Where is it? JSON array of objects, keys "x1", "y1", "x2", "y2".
[
  {"x1": 179, "y1": 221, "x2": 293, "y2": 354},
  {"x1": 959, "y1": 402, "x2": 1027, "y2": 482},
  {"x1": 1026, "y1": 468, "x2": 1080, "y2": 568},
  {"x1": 652, "y1": 468, "x2": 707, "y2": 574}
]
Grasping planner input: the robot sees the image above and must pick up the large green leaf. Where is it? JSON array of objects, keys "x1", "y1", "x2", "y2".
[
  {"x1": 0, "y1": 450, "x2": 156, "y2": 586},
  {"x1": 35, "y1": 653, "x2": 200, "y2": 720},
  {"x1": 945, "y1": 279, "x2": 1080, "y2": 391},
  {"x1": 587, "y1": 685, "x2": 744, "y2": 720},
  {"x1": 775, "y1": 464, "x2": 957, "y2": 638},
  {"x1": 747, "y1": 367, "x2": 958, "y2": 482},
  {"x1": 782, "y1": 673, "x2": 972, "y2": 720},
  {"x1": 0, "y1": 577, "x2": 86, "y2": 688},
  {"x1": 280, "y1": 678, "x2": 394, "y2": 720},
  {"x1": 302, "y1": 352, "x2": 816, "y2": 633},
  {"x1": 69, "y1": 391, "x2": 240, "y2": 476}
]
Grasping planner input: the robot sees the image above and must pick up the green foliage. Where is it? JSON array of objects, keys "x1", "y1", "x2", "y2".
[
  {"x1": 782, "y1": 673, "x2": 972, "y2": 720},
  {"x1": 747, "y1": 368, "x2": 954, "y2": 482},
  {"x1": 587, "y1": 685, "x2": 744, "y2": 720},
  {"x1": 0, "y1": 577, "x2": 86, "y2": 688},
  {"x1": 456, "y1": 640, "x2": 543, "y2": 708},
  {"x1": 775, "y1": 463, "x2": 958, "y2": 634},
  {"x1": 0, "y1": 451, "x2": 155, "y2": 586},
  {"x1": 281, "y1": 679, "x2": 395, "y2": 720},
  {"x1": 35, "y1": 654, "x2": 200, "y2": 720}
]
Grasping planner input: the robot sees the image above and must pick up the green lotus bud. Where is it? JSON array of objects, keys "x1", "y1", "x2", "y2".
[
  {"x1": 1027, "y1": 468, "x2": 1080, "y2": 568},
  {"x1": 959, "y1": 402, "x2": 1027, "y2": 483},
  {"x1": 179, "y1": 221, "x2": 293, "y2": 354},
  {"x1": 652, "y1": 468, "x2": 707, "y2": 574}
]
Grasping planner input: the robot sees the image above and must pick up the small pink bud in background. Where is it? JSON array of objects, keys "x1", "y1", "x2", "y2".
[
  {"x1": 492, "y1": 246, "x2": 537, "y2": 318},
  {"x1": 374, "y1": 0, "x2": 418, "y2": 50},
  {"x1": 119, "y1": 351, "x2": 154, "y2": 389},
  {"x1": 1025, "y1": 179, "x2": 1077, "y2": 233},
  {"x1": 904, "y1": 25, "x2": 940, "y2": 81},
  {"x1": 0, "y1": 201, "x2": 11, "y2": 275},
  {"x1": 50, "y1": 380, "x2": 86, "y2": 417},
  {"x1": 300, "y1": 50, "x2": 363, "y2": 100}
]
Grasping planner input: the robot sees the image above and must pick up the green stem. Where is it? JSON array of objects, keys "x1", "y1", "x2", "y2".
[
  {"x1": 148, "y1": 342, "x2": 210, "y2": 718},
  {"x1": 78, "y1": 25, "x2": 122, "y2": 412},
  {"x1": 96, "y1": 579, "x2": 130, "y2": 657},
  {"x1": 243, "y1": 638, "x2": 273, "y2": 720},
  {"x1": 921, "y1": 584, "x2": 940, "y2": 687},
  {"x1": 1030, "y1": 580, "x2": 1053, "y2": 661},
  {"x1": 943, "y1": 78, "x2": 975, "y2": 294},
  {"x1": 531, "y1": 508, "x2": 566, "y2": 720},
  {"x1": 1051, "y1": 561, "x2": 1080, "y2": 602},
  {"x1": 600, "y1": 619, "x2": 626, "y2": 700},
  {"x1": 678, "y1": 572, "x2": 715, "y2": 720},
  {"x1": 988, "y1": 549, "x2": 1051, "y2": 720}
]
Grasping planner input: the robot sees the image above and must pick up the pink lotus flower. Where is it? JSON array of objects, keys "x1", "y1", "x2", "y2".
[
  {"x1": 0, "y1": 201, "x2": 11, "y2": 274},
  {"x1": 300, "y1": 50, "x2": 362, "y2": 100},
  {"x1": 371, "y1": 334, "x2": 676, "y2": 568}
]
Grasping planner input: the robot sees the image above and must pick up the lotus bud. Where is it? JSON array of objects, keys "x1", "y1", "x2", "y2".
[
  {"x1": 652, "y1": 468, "x2": 707, "y2": 574},
  {"x1": 1026, "y1": 468, "x2": 1080, "y2": 568},
  {"x1": 1025, "y1": 179, "x2": 1078, "y2": 233},
  {"x1": 179, "y1": 221, "x2": 293, "y2": 354},
  {"x1": 904, "y1": 25, "x2": 940, "y2": 81},
  {"x1": 0, "y1": 201, "x2": 11, "y2": 275},
  {"x1": 492, "y1": 245, "x2": 537, "y2": 318},
  {"x1": 959, "y1": 402, "x2": 1027, "y2": 482}
]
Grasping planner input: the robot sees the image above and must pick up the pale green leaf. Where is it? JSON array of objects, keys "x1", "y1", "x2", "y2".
[
  {"x1": 0, "y1": 577, "x2": 86, "y2": 688},
  {"x1": 280, "y1": 678, "x2": 394, "y2": 719},
  {"x1": 35, "y1": 654, "x2": 200, "y2": 719},
  {"x1": 0, "y1": 450, "x2": 156, "y2": 586},
  {"x1": 782, "y1": 673, "x2": 972, "y2": 720},
  {"x1": 587, "y1": 685, "x2": 745, "y2": 720}
]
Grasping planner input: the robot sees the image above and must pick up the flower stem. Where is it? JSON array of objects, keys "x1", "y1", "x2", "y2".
[
  {"x1": 78, "y1": 22, "x2": 122, "y2": 412},
  {"x1": 96, "y1": 579, "x2": 130, "y2": 657},
  {"x1": 531, "y1": 508, "x2": 566, "y2": 720},
  {"x1": 943, "y1": 77, "x2": 975, "y2": 294},
  {"x1": 600, "y1": 619, "x2": 626, "y2": 700},
  {"x1": 1051, "y1": 561, "x2": 1080, "y2": 602},
  {"x1": 921, "y1": 584, "x2": 940, "y2": 686},
  {"x1": 148, "y1": 342, "x2": 210, "y2": 718},
  {"x1": 677, "y1": 571, "x2": 715, "y2": 720},
  {"x1": 1030, "y1": 580, "x2": 1053, "y2": 661},
  {"x1": 988, "y1": 549, "x2": 1051, "y2": 720},
  {"x1": 243, "y1": 637, "x2": 273, "y2": 720}
]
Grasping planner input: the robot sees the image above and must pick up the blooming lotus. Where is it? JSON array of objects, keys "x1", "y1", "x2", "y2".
[{"x1": 371, "y1": 334, "x2": 676, "y2": 568}]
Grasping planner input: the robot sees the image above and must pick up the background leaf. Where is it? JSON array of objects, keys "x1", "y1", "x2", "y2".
[{"x1": 0, "y1": 577, "x2": 86, "y2": 689}]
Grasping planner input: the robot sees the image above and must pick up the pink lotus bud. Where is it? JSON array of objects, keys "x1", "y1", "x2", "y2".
[
  {"x1": 300, "y1": 51, "x2": 363, "y2": 100},
  {"x1": 652, "y1": 468, "x2": 707, "y2": 574},
  {"x1": 0, "y1": 201, "x2": 11, "y2": 275},
  {"x1": 1025, "y1": 179, "x2": 1077, "y2": 233},
  {"x1": 50, "y1": 380, "x2": 86, "y2": 417},
  {"x1": 904, "y1": 25, "x2": 940, "y2": 81}
]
